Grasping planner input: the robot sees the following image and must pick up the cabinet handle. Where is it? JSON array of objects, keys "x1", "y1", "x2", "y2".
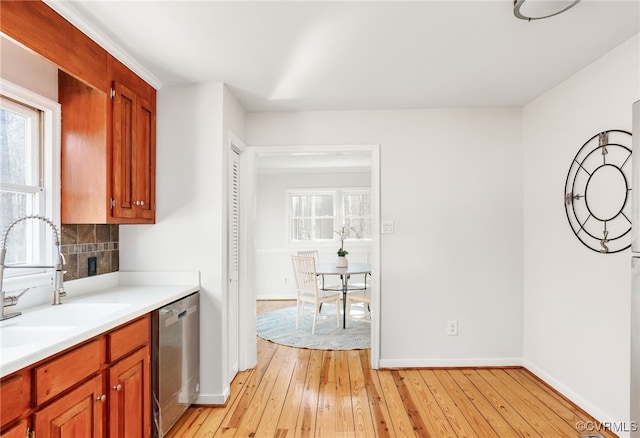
[
  {"x1": 96, "y1": 394, "x2": 106, "y2": 402},
  {"x1": 113, "y1": 384, "x2": 122, "y2": 391}
]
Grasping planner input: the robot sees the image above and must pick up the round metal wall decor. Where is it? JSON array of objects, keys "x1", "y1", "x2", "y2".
[{"x1": 564, "y1": 130, "x2": 632, "y2": 253}]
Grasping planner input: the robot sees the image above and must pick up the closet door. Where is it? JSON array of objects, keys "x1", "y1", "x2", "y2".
[{"x1": 227, "y1": 148, "x2": 240, "y2": 381}]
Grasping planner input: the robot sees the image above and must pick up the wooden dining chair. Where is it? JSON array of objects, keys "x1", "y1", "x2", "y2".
[
  {"x1": 346, "y1": 290, "x2": 371, "y2": 327},
  {"x1": 297, "y1": 250, "x2": 319, "y2": 259},
  {"x1": 291, "y1": 255, "x2": 341, "y2": 334},
  {"x1": 345, "y1": 252, "x2": 371, "y2": 291},
  {"x1": 297, "y1": 250, "x2": 326, "y2": 290}
]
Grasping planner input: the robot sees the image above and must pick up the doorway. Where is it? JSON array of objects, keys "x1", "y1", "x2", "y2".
[{"x1": 242, "y1": 144, "x2": 381, "y2": 369}]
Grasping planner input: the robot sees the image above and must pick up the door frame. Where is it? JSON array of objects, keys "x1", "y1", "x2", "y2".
[
  {"x1": 228, "y1": 132, "x2": 256, "y2": 373},
  {"x1": 242, "y1": 144, "x2": 381, "y2": 369}
]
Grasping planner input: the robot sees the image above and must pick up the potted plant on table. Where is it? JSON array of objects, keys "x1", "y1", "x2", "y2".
[{"x1": 335, "y1": 225, "x2": 358, "y2": 268}]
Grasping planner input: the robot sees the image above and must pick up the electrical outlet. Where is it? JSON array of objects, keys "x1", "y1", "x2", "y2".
[
  {"x1": 88, "y1": 256, "x2": 97, "y2": 276},
  {"x1": 447, "y1": 320, "x2": 458, "y2": 336},
  {"x1": 381, "y1": 221, "x2": 394, "y2": 234}
]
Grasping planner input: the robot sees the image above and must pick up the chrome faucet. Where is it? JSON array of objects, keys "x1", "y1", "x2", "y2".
[{"x1": 0, "y1": 215, "x2": 66, "y2": 321}]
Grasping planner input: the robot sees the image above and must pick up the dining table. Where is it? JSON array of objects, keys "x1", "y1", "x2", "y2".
[{"x1": 315, "y1": 262, "x2": 372, "y2": 328}]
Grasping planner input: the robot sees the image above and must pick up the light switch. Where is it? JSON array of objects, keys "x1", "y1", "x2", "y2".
[{"x1": 381, "y1": 221, "x2": 394, "y2": 234}]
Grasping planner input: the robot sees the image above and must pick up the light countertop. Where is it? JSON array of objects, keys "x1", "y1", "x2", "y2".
[{"x1": 0, "y1": 271, "x2": 200, "y2": 378}]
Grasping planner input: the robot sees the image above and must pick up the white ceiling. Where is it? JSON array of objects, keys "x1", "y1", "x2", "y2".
[{"x1": 46, "y1": 0, "x2": 640, "y2": 113}]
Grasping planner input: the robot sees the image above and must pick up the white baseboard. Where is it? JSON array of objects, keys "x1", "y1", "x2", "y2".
[
  {"x1": 522, "y1": 359, "x2": 629, "y2": 437},
  {"x1": 378, "y1": 357, "x2": 523, "y2": 368},
  {"x1": 256, "y1": 294, "x2": 296, "y2": 300},
  {"x1": 194, "y1": 387, "x2": 229, "y2": 406}
]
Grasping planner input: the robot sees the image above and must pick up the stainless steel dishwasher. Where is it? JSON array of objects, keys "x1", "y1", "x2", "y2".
[{"x1": 151, "y1": 291, "x2": 200, "y2": 438}]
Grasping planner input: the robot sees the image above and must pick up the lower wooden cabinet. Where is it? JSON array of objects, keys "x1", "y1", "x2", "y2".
[
  {"x1": 108, "y1": 346, "x2": 150, "y2": 438},
  {"x1": 0, "y1": 371, "x2": 29, "y2": 428},
  {"x1": 34, "y1": 339, "x2": 102, "y2": 406},
  {"x1": 2, "y1": 420, "x2": 29, "y2": 438},
  {"x1": 34, "y1": 375, "x2": 105, "y2": 438},
  {"x1": 0, "y1": 315, "x2": 151, "y2": 438}
]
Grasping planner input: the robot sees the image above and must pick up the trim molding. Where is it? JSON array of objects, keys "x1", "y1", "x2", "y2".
[
  {"x1": 522, "y1": 359, "x2": 622, "y2": 428},
  {"x1": 41, "y1": 0, "x2": 163, "y2": 89},
  {"x1": 379, "y1": 357, "x2": 523, "y2": 368},
  {"x1": 195, "y1": 387, "x2": 230, "y2": 406},
  {"x1": 258, "y1": 166, "x2": 371, "y2": 175},
  {"x1": 256, "y1": 293, "x2": 297, "y2": 300}
]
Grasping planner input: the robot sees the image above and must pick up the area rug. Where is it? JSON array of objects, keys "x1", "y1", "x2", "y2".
[{"x1": 256, "y1": 305, "x2": 370, "y2": 350}]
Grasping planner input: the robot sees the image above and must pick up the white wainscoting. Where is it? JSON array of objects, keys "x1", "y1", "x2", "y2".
[{"x1": 256, "y1": 246, "x2": 371, "y2": 300}]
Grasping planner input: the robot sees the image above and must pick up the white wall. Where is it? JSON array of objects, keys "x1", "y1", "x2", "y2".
[
  {"x1": 522, "y1": 34, "x2": 640, "y2": 430},
  {"x1": 119, "y1": 83, "x2": 246, "y2": 403},
  {"x1": 0, "y1": 36, "x2": 58, "y2": 102},
  {"x1": 247, "y1": 108, "x2": 524, "y2": 366},
  {"x1": 255, "y1": 170, "x2": 372, "y2": 299}
]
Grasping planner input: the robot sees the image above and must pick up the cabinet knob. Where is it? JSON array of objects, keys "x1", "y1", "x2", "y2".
[
  {"x1": 113, "y1": 384, "x2": 122, "y2": 391},
  {"x1": 96, "y1": 394, "x2": 106, "y2": 402}
]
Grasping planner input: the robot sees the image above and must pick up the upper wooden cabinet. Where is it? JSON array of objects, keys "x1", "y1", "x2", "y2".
[
  {"x1": 58, "y1": 72, "x2": 110, "y2": 223},
  {"x1": 109, "y1": 58, "x2": 156, "y2": 223},
  {"x1": 59, "y1": 59, "x2": 157, "y2": 224},
  {"x1": 1, "y1": 1, "x2": 156, "y2": 224}
]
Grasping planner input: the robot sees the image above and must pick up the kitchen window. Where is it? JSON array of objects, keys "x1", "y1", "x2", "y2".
[
  {"x1": 288, "y1": 189, "x2": 371, "y2": 242},
  {"x1": 0, "y1": 80, "x2": 60, "y2": 285}
]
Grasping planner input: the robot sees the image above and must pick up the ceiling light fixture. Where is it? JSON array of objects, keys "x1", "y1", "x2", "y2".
[{"x1": 513, "y1": 0, "x2": 581, "y2": 21}]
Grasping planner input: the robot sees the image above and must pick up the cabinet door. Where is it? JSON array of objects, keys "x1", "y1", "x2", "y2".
[
  {"x1": 33, "y1": 375, "x2": 105, "y2": 438},
  {"x1": 111, "y1": 81, "x2": 155, "y2": 223},
  {"x1": 133, "y1": 95, "x2": 155, "y2": 221},
  {"x1": 112, "y1": 80, "x2": 136, "y2": 220},
  {"x1": 108, "y1": 347, "x2": 150, "y2": 438}
]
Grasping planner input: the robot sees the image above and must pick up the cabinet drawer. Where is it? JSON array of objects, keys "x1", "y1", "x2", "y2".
[
  {"x1": 0, "y1": 371, "x2": 30, "y2": 428},
  {"x1": 108, "y1": 315, "x2": 149, "y2": 362},
  {"x1": 34, "y1": 339, "x2": 102, "y2": 406}
]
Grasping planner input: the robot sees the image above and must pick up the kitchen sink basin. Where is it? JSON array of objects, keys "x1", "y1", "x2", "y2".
[
  {"x1": 10, "y1": 302, "x2": 131, "y2": 327},
  {"x1": 0, "y1": 325, "x2": 74, "y2": 349}
]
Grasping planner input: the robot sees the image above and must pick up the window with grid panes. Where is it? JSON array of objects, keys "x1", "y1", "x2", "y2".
[
  {"x1": 288, "y1": 189, "x2": 371, "y2": 242},
  {"x1": 0, "y1": 80, "x2": 60, "y2": 284}
]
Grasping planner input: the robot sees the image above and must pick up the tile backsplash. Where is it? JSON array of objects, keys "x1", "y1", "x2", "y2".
[{"x1": 61, "y1": 224, "x2": 119, "y2": 281}]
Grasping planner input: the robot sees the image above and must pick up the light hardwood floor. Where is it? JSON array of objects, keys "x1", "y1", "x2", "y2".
[{"x1": 166, "y1": 300, "x2": 616, "y2": 437}]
